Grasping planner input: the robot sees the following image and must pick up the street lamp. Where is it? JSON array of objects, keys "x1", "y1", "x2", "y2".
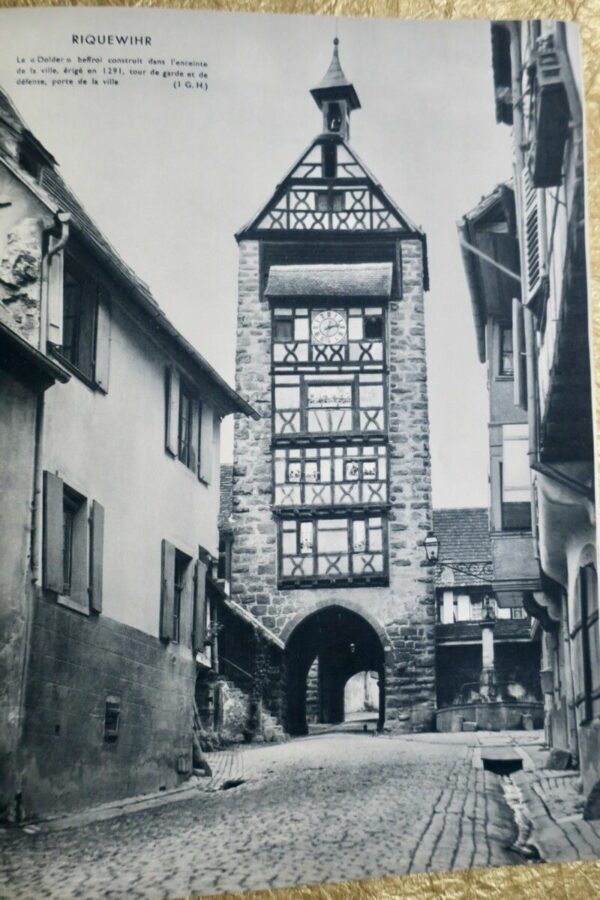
[
  {"x1": 423, "y1": 530, "x2": 493, "y2": 585},
  {"x1": 423, "y1": 531, "x2": 439, "y2": 565}
]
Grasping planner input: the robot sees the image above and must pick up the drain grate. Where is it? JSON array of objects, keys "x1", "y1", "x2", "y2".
[
  {"x1": 482, "y1": 757, "x2": 523, "y2": 776},
  {"x1": 220, "y1": 778, "x2": 246, "y2": 791}
]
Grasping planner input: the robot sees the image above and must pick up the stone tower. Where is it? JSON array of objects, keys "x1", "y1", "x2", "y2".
[{"x1": 232, "y1": 40, "x2": 436, "y2": 734}]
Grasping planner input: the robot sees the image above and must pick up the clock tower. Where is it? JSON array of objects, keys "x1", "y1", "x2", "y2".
[{"x1": 231, "y1": 40, "x2": 436, "y2": 734}]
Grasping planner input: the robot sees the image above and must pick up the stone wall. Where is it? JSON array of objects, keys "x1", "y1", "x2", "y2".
[
  {"x1": 20, "y1": 596, "x2": 196, "y2": 819},
  {"x1": 0, "y1": 369, "x2": 38, "y2": 822},
  {"x1": 0, "y1": 217, "x2": 42, "y2": 347},
  {"x1": 232, "y1": 238, "x2": 436, "y2": 731}
]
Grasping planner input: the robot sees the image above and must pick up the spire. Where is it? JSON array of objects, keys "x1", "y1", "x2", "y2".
[{"x1": 310, "y1": 38, "x2": 361, "y2": 113}]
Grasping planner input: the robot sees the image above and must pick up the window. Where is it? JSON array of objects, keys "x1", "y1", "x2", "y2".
[
  {"x1": 62, "y1": 490, "x2": 81, "y2": 595},
  {"x1": 217, "y1": 533, "x2": 232, "y2": 585},
  {"x1": 273, "y1": 372, "x2": 385, "y2": 436},
  {"x1": 165, "y1": 370, "x2": 213, "y2": 481},
  {"x1": 501, "y1": 424, "x2": 532, "y2": 531},
  {"x1": 42, "y1": 472, "x2": 104, "y2": 614},
  {"x1": 271, "y1": 305, "x2": 385, "y2": 365},
  {"x1": 178, "y1": 382, "x2": 195, "y2": 470},
  {"x1": 511, "y1": 607, "x2": 527, "y2": 620},
  {"x1": 306, "y1": 382, "x2": 353, "y2": 433},
  {"x1": 274, "y1": 445, "x2": 388, "y2": 507},
  {"x1": 160, "y1": 540, "x2": 193, "y2": 644},
  {"x1": 573, "y1": 565, "x2": 600, "y2": 725},
  {"x1": 364, "y1": 315, "x2": 384, "y2": 340},
  {"x1": 103, "y1": 697, "x2": 120, "y2": 743},
  {"x1": 279, "y1": 515, "x2": 387, "y2": 585},
  {"x1": 173, "y1": 551, "x2": 188, "y2": 643},
  {"x1": 499, "y1": 325, "x2": 514, "y2": 376},
  {"x1": 59, "y1": 257, "x2": 98, "y2": 380},
  {"x1": 49, "y1": 251, "x2": 111, "y2": 390},
  {"x1": 273, "y1": 317, "x2": 293, "y2": 342}
]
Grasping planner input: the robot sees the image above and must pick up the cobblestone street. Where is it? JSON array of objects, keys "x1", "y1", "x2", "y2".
[{"x1": 1, "y1": 731, "x2": 536, "y2": 899}]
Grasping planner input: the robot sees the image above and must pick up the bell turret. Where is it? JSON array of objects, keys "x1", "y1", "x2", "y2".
[{"x1": 310, "y1": 38, "x2": 361, "y2": 141}]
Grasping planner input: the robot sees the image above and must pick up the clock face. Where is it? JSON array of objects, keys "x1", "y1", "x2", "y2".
[{"x1": 311, "y1": 310, "x2": 347, "y2": 346}]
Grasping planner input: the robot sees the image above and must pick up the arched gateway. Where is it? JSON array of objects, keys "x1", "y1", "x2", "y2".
[
  {"x1": 230, "y1": 40, "x2": 437, "y2": 735},
  {"x1": 284, "y1": 604, "x2": 389, "y2": 735}
]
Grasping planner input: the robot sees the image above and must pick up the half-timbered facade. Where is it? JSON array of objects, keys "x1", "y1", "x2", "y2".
[{"x1": 230, "y1": 41, "x2": 436, "y2": 734}]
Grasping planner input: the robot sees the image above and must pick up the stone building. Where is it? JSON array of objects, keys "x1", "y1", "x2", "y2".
[
  {"x1": 0, "y1": 88, "x2": 257, "y2": 822},
  {"x1": 432, "y1": 508, "x2": 542, "y2": 731},
  {"x1": 481, "y1": 21, "x2": 597, "y2": 811},
  {"x1": 230, "y1": 40, "x2": 436, "y2": 734}
]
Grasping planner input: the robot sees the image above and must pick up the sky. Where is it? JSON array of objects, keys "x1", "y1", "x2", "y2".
[{"x1": 0, "y1": 8, "x2": 515, "y2": 508}]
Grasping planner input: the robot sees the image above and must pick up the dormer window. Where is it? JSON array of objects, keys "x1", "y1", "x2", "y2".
[{"x1": 19, "y1": 146, "x2": 42, "y2": 181}]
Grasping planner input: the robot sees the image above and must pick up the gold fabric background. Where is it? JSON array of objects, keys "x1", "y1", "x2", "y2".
[{"x1": 0, "y1": 0, "x2": 598, "y2": 896}]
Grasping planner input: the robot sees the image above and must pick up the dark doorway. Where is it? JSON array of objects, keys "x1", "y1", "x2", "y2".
[{"x1": 285, "y1": 605, "x2": 386, "y2": 735}]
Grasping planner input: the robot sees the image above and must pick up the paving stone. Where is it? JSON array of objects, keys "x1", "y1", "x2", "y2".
[{"x1": 0, "y1": 733, "x2": 537, "y2": 898}]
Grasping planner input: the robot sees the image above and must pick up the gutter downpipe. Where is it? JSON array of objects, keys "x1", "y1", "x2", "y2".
[
  {"x1": 39, "y1": 211, "x2": 70, "y2": 356},
  {"x1": 32, "y1": 211, "x2": 70, "y2": 577},
  {"x1": 508, "y1": 22, "x2": 540, "y2": 553},
  {"x1": 15, "y1": 212, "x2": 71, "y2": 820}
]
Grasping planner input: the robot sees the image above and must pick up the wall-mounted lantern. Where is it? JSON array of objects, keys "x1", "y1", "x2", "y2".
[{"x1": 423, "y1": 531, "x2": 439, "y2": 565}]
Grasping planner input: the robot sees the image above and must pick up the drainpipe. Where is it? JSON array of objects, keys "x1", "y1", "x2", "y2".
[
  {"x1": 13, "y1": 391, "x2": 45, "y2": 821},
  {"x1": 14, "y1": 213, "x2": 71, "y2": 819},
  {"x1": 32, "y1": 211, "x2": 70, "y2": 576},
  {"x1": 39, "y1": 211, "x2": 70, "y2": 355}
]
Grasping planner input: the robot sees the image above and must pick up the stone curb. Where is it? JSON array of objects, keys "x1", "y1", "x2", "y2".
[
  {"x1": 0, "y1": 750, "x2": 243, "y2": 836},
  {"x1": 512, "y1": 769, "x2": 600, "y2": 863}
]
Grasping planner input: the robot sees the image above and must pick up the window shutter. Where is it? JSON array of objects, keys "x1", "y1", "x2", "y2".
[
  {"x1": 165, "y1": 367, "x2": 180, "y2": 457},
  {"x1": 199, "y1": 406, "x2": 213, "y2": 483},
  {"x1": 46, "y1": 243, "x2": 64, "y2": 347},
  {"x1": 512, "y1": 297, "x2": 527, "y2": 410},
  {"x1": 89, "y1": 500, "x2": 104, "y2": 613},
  {"x1": 192, "y1": 558, "x2": 208, "y2": 653},
  {"x1": 521, "y1": 167, "x2": 545, "y2": 305},
  {"x1": 160, "y1": 539, "x2": 176, "y2": 641},
  {"x1": 94, "y1": 295, "x2": 111, "y2": 393},
  {"x1": 43, "y1": 471, "x2": 64, "y2": 593}
]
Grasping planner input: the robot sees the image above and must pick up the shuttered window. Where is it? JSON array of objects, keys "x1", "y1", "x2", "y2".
[
  {"x1": 178, "y1": 382, "x2": 195, "y2": 470},
  {"x1": 42, "y1": 472, "x2": 103, "y2": 614},
  {"x1": 54, "y1": 254, "x2": 111, "y2": 390},
  {"x1": 521, "y1": 167, "x2": 546, "y2": 305},
  {"x1": 46, "y1": 241, "x2": 64, "y2": 347},
  {"x1": 199, "y1": 405, "x2": 214, "y2": 484},
  {"x1": 165, "y1": 369, "x2": 210, "y2": 480},
  {"x1": 160, "y1": 540, "x2": 192, "y2": 644},
  {"x1": 512, "y1": 298, "x2": 528, "y2": 409},
  {"x1": 573, "y1": 565, "x2": 600, "y2": 725},
  {"x1": 501, "y1": 424, "x2": 532, "y2": 531},
  {"x1": 192, "y1": 558, "x2": 208, "y2": 653},
  {"x1": 499, "y1": 325, "x2": 514, "y2": 376}
]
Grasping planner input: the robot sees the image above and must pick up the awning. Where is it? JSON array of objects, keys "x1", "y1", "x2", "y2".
[
  {"x1": 493, "y1": 590, "x2": 525, "y2": 609},
  {"x1": 265, "y1": 263, "x2": 394, "y2": 299}
]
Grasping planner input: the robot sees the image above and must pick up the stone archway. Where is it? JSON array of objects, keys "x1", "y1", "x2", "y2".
[{"x1": 284, "y1": 604, "x2": 387, "y2": 735}]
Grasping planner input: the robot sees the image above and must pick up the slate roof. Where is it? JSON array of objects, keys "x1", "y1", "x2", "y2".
[
  {"x1": 265, "y1": 263, "x2": 393, "y2": 299},
  {"x1": 432, "y1": 508, "x2": 492, "y2": 563},
  {"x1": 432, "y1": 508, "x2": 493, "y2": 589},
  {"x1": 310, "y1": 39, "x2": 361, "y2": 110},
  {"x1": 219, "y1": 464, "x2": 234, "y2": 531}
]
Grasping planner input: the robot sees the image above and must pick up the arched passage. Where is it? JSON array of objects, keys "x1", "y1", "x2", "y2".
[{"x1": 284, "y1": 605, "x2": 386, "y2": 735}]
